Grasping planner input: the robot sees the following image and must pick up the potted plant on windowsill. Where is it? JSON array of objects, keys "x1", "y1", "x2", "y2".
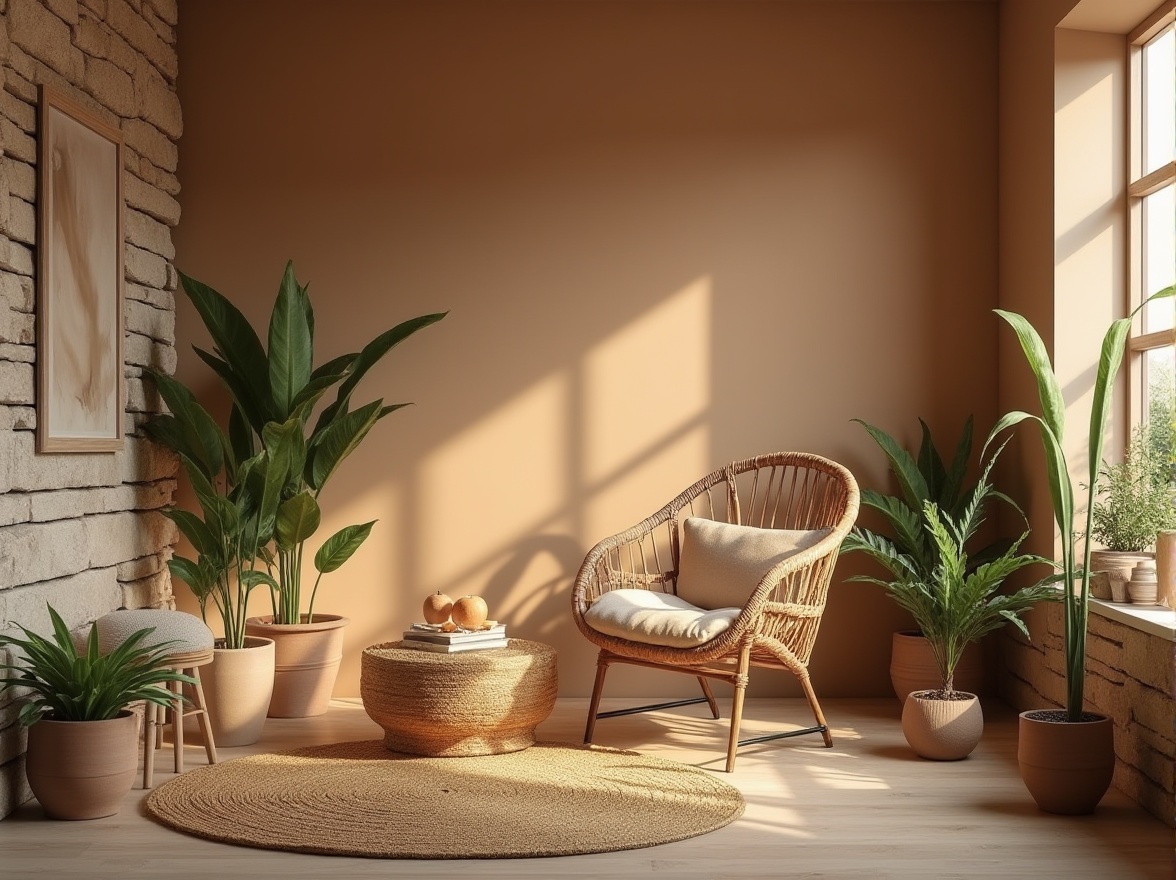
[
  {"x1": 0, "y1": 605, "x2": 194, "y2": 820},
  {"x1": 165, "y1": 262, "x2": 445, "y2": 717},
  {"x1": 988, "y1": 285, "x2": 1173, "y2": 814},
  {"x1": 848, "y1": 448, "x2": 1057, "y2": 760},
  {"x1": 1088, "y1": 424, "x2": 1176, "y2": 603},
  {"x1": 840, "y1": 417, "x2": 1021, "y2": 703}
]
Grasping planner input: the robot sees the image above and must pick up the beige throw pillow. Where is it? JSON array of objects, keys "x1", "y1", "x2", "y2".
[{"x1": 675, "y1": 517, "x2": 831, "y2": 610}]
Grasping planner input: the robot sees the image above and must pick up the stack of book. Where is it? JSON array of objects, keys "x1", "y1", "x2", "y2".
[{"x1": 401, "y1": 623, "x2": 508, "y2": 653}]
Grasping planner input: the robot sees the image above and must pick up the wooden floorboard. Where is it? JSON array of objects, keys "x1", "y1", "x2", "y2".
[{"x1": 0, "y1": 697, "x2": 1171, "y2": 879}]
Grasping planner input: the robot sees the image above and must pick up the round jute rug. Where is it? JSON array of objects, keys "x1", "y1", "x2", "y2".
[{"x1": 145, "y1": 740, "x2": 744, "y2": 859}]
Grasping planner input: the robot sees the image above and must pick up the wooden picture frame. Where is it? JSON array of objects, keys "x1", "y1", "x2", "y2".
[{"x1": 36, "y1": 86, "x2": 125, "y2": 453}]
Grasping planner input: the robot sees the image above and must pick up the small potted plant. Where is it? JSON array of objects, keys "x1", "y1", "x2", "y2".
[
  {"x1": 849, "y1": 453, "x2": 1057, "y2": 760},
  {"x1": 0, "y1": 605, "x2": 194, "y2": 820},
  {"x1": 1088, "y1": 424, "x2": 1176, "y2": 602},
  {"x1": 840, "y1": 417, "x2": 1023, "y2": 702}
]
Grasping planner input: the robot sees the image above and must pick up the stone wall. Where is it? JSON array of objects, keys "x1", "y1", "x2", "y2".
[
  {"x1": 1001, "y1": 606, "x2": 1175, "y2": 825},
  {"x1": 0, "y1": 0, "x2": 180, "y2": 819}
]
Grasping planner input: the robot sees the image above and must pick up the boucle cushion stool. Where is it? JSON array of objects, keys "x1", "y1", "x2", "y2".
[{"x1": 95, "y1": 609, "x2": 218, "y2": 788}]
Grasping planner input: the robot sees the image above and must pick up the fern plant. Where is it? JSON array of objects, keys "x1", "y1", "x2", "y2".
[
  {"x1": 0, "y1": 605, "x2": 194, "y2": 726},
  {"x1": 1091, "y1": 423, "x2": 1176, "y2": 551}
]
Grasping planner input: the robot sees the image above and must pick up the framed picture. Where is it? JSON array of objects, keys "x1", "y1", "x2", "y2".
[{"x1": 36, "y1": 86, "x2": 125, "y2": 453}]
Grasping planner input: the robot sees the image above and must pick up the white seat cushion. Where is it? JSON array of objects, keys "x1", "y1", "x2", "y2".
[
  {"x1": 583, "y1": 589, "x2": 740, "y2": 648},
  {"x1": 675, "y1": 517, "x2": 831, "y2": 609},
  {"x1": 94, "y1": 609, "x2": 214, "y2": 656}
]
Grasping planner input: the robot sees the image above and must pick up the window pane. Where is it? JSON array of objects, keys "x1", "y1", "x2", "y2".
[
  {"x1": 1144, "y1": 345, "x2": 1175, "y2": 483},
  {"x1": 1143, "y1": 25, "x2": 1174, "y2": 176},
  {"x1": 1143, "y1": 183, "x2": 1175, "y2": 333}
]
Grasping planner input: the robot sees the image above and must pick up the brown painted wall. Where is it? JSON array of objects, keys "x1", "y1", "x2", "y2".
[{"x1": 173, "y1": 0, "x2": 1000, "y2": 698}]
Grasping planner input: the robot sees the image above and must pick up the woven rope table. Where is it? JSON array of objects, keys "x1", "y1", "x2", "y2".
[{"x1": 360, "y1": 638, "x2": 558, "y2": 757}]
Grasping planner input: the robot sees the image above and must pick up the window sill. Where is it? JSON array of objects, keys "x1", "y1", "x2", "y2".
[{"x1": 1089, "y1": 597, "x2": 1176, "y2": 642}]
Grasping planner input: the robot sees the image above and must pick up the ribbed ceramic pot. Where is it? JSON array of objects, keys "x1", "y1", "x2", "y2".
[
  {"x1": 1127, "y1": 559, "x2": 1159, "y2": 605},
  {"x1": 1088, "y1": 551, "x2": 1150, "y2": 603},
  {"x1": 200, "y1": 636, "x2": 275, "y2": 747},
  {"x1": 890, "y1": 631, "x2": 984, "y2": 705},
  {"x1": 1018, "y1": 710, "x2": 1114, "y2": 815},
  {"x1": 901, "y1": 691, "x2": 983, "y2": 761},
  {"x1": 25, "y1": 711, "x2": 138, "y2": 820},
  {"x1": 245, "y1": 615, "x2": 349, "y2": 717}
]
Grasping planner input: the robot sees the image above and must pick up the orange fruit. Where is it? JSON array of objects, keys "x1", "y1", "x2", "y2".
[
  {"x1": 451, "y1": 595, "x2": 489, "y2": 629},
  {"x1": 422, "y1": 592, "x2": 453, "y2": 624}
]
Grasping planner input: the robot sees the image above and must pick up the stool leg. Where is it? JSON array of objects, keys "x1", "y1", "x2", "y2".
[
  {"x1": 190, "y1": 666, "x2": 218, "y2": 766},
  {"x1": 172, "y1": 676, "x2": 185, "y2": 774},
  {"x1": 143, "y1": 700, "x2": 156, "y2": 789}
]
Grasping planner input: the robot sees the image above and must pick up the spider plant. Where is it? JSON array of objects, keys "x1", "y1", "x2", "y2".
[
  {"x1": 0, "y1": 605, "x2": 194, "y2": 726},
  {"x1": 986, "y1": 285, "x2": 1174, "y2": 720}
]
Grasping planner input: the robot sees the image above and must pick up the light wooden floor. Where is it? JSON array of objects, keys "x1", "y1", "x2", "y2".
[{"x1": 1, "y1": 697, "x2": 1171, "y2": 879}]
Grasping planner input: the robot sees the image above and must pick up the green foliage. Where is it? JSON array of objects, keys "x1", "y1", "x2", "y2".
[
  {"x1": 987, "y1": 284, "x2": 1175, "y2": 720},
  {"x1": 847, "y1": 444, "x2": 1057, "y2": 692},
  {"x1": 841, "y1": 416, "x2": 1022, "y2": 583},
  {"x1": 147, "y1": 261, "x2": 445, "y2": 625},
  {"x1": 0, "y1": 605, "x2": 195, "y2": 726},
  {"x1": 1090, "y1": 424, "x2": 1176, "y2": 551}
]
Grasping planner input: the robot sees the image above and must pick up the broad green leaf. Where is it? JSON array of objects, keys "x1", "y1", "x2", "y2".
[
  {"x1": 228, "y1": 404, "x2": 256, "y2": 475},
  {"x1": 314, "y1": 521, "x2": 376, "y2": 574},
  {"x1": 194, "y1": 347, "x2": 272, "y2": 435},
  {"x1": 916, "y1": 418, "x2": 947, "y2": 502},
  {"x1": 941, "y1": 415, "x2": 974, "y2": 514},
  {"x1": 142, "y1": 368, "x2": 225, "y2": 479},
  {"x1": 276, "y1": 492, "x2": 321, "y2": 550},
  {"x1": 268, "y1": 261, "x2": 314, "y2": 420},
  {"x1": 852, "y1": 418, "x2": 931, "y2": 512},
  {"x1": 162, "y1": 508, "x2": 219, "y2": 559},
  {"x1": 994, "y1": 310, "x2": 1065, "y2": 444},
  {"x1": 239, "y1": 569, "x2": 279, "y2": 592},
  {"x1": 311, "y1": 352, "x2": 357, "y2": 382},
  {"x1": 307, "y1": 400, "x2": 383, "y2": 490}
]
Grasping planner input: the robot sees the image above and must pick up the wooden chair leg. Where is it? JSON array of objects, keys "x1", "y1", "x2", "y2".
[
  {"x1": 698, "y1": 676, "x2": 720, "y2": 719},
  {"x1": 798, "y1": 669, "x2": 834, "y2": 747},
  {"x1": 584, "y1": 654, "x2": 610, "y2": 744},
  {"x1": 726, "y1": 645, "x2": 752, "y2": 773},
  {"x1": 171, "y1": 676, "x2": 185, "y2": 774},
  {"x1": 190, "y1": 666, "x2": 218, "y2": 766},
  {"x1": 142, "y1": 700, "x2": 156, "y2": 790}
]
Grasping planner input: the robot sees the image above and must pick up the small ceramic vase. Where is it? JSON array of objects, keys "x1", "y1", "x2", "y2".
[{"x1": 1127, "y1": 558, "x2": 1159, "y2": 606}]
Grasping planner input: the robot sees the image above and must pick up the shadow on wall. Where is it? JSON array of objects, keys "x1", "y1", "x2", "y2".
[{"x1": 172, "y1": 0, "x2": 1002, "y2": 699}]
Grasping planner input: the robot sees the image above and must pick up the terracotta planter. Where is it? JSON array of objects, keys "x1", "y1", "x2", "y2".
[
  {"x1": 199, "y1": 636, "x2": 275, "y2": 747},
  {"x1": 1018, "y1": 710, "x2": 1114, "y2": 815},
  {"x1": 1088, "y1": 551, "x2": 1150, "y2": 603},
  {"x1": 245, "y1": 614, "x2": 349, "y2": 717},
  {"x1": 901, "y1": 691, "x2": 983, "y2": 760},
  {"x1": 25, "y1": 711, "x2": 138, "y2": 820},
  {"x1": 890, "y1": 631, "x2": 984, "y2": 705}
]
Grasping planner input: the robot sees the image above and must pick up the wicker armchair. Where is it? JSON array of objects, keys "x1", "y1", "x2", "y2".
[{"x1": 571, "y1": 452, "x2": 859, "y2": 771}]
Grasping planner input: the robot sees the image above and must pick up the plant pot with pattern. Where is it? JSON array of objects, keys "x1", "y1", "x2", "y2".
[
  {"x1": 0, "y1": 605, "x2": 194, "y2": 820},
  {"x1": 990, "y1": 290, "x2": 1172, "y2": 813}
]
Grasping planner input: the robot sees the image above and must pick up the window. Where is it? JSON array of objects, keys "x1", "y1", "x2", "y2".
[{"x1": 1128, "y1": 5, "x2": 1176, "y2": 478}]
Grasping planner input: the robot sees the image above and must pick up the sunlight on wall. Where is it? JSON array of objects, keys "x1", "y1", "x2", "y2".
[{"x1": 419, "y1": 372, "x2": 570, "y2": 591}]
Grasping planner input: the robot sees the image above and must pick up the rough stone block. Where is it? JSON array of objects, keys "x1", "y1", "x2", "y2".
[
  {"x1": 0, "y1": 405, "x2": 35, "y2": 431},
  {"x1": 0, "y1": 492, "x2": 32, "y2": 526},
  {"x1": 1128, "y1": 680, "x2": 1176, "y2": 744},
  {"x1": 0, "y1": 236, "x2": 34, "y2": 276},
  {"x1": 116, "y1": 550, "x2": 168, "y2": 582},
  {"x1": 1, "y1": 118, "x2": 35, "y2": 163},
  {"x1": 142, "y1": 4, "x2": 174, "y2": 47},
  {"x1": 0, "y1": 567, "x2": 123, "y2": 632},
  {"x1": 143, "y1": 0, "x2": 177, "y2": 27},
  {"x1": 136, "y1": 156, "x2": 180, "y2": 196},
  {"x1": 82, "y1": 55, "x2": 136, "y2": 116},
  {"x1": 124, "y1": 330, "x2": 175, "y2": 372},
  {"x1": 0, "y1": 519, "x2": 88, "y2": 589},
  {"x1": 124, "y1": 242, "x2": 167, "y2": 288},
  {"x1": 0, "y1": 273, "x2": 34, "y2": 313},
  {"x1": 0, "y1": 431, "x2": 122, "y2": 492},
  {"x1": 124, "y1": 208, "x2": 175, "y2": 260},
  {"x1": 0, "y1": 91, "x2": 34, "y2": 134},
  {"x1": 124, "y1": 173, "x2": 179, "y2": 226},
  {"x1": 4, "y1": 159, "x2": 36, "y2": 202},
  {"x1": 81, "y1": 0, "x2": 107, "y2": 17},
  {"x1": 4, "y1": 66, "x2": 39, "y2": 103},
  {"x1": 119, "y1": 567, "x2": 170, "y2": 608},
  {"x1": 0, "y1": 360, "x2": 33, "y2": 404},
  {"x1": 8, "y1": 0, "x2": 84, "y2": 84},
  {"x1": 108, "y1": 0, "x2": 176, "y2": 81},
  {"x1": 125, "y1": 283, "x2": 172, "y2": 311},
  {"x1": 45, "y1": 0, "x2": 80, "y2": 26},
  {"x1": 84, "y1": 509, "x2": 176, "y2": 570},
  {"x1": 0, "y1": 755, "x2": 32, "y2": 820},
  {"x1": 134, "y1": 58, "x2": 180, "y2": 138},
  {"x1": 0, "y1": 308, "x2": 35, "y2": 345},
  {"x1": 5, "y1": 196, "x2": 34, "y2": 246},
  {"x1": 0, "y1": 722, "x2": 28, "y2": 768},
  {"x1": 125, "y1": 297, "x2": 174, "y2": 343},
  {"x1": 1123, "y1": 627, "x2": 1172, "y2": 693},
  {"x1": 0, "y1": 343, "x2": 34, "y2": 363},
  {"x1": 122, "y1": 118, "x2": 176, "y2": 172}
]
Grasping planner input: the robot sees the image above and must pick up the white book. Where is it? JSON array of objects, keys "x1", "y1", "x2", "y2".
[
  {"x1": 404, "y1": 624, "x2": 506, "y2": 644},
  {"x1": 400, "y1": 637, "x2": 509, "y2": 654}
]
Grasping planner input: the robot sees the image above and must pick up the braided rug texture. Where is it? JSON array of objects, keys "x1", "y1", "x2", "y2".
[{"x1": 145, "y1": 740, "x2": 745, "y2": 859}]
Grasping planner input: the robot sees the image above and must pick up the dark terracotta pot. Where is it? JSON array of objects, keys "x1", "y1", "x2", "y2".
[
  {"x1": 25, "y1": 711, "x2": 137, "y2": 820},
  {"x1": 245, "y1": 614, "x2": 349, "y2": 717},
  {"x1": 1018, "y1": 710, "x2": 1114, "y2": 815}
]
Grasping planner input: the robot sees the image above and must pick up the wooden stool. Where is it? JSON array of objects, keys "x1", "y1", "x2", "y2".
[{"x1": 95, "y1": 610, "x2": 219, "y2": 788}]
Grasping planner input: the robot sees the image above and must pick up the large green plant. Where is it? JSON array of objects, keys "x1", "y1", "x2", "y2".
[
  {"x1": 841, "y1": 416, "x2": 1020, "y2": 584},
  {"x1": 986, "y1": 286, "x2": 1173, "y2": 721},
  {"x1": 152, "y1": 262, "x2": 444, "y2": 625},
  {"x1": 0, "y1": 605, "x2": 194, "y2": 726},
  {"x1": 1090, "y1": 423, "x2": 1176, "y2": 551},
  {"x1": 846, "y1": 449, "x2": 1058, "y2": 691}
]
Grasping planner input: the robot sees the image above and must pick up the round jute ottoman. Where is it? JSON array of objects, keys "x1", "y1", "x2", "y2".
[{"x1": 360, "y1": 639, "x2": 558, "y2": 757}]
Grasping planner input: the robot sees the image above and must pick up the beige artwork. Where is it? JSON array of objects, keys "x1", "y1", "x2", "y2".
[{"x1": 39, "y1": 95, "x2": 122, "y2": 451}]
